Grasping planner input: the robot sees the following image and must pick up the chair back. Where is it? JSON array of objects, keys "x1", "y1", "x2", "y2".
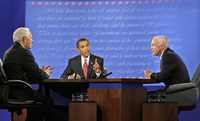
[
  {"x1": 192, "y1": 64, "x2": 200, "y2": 83},
  {"x1": 0, "y1": 59, "x2": 9, "y2": 104},
  {"x1": 0, "y1": 59, "x2": 7, "y2": 84},
  {"x1": 192, "y1": 64, "x2": 200, "y2": 91}
]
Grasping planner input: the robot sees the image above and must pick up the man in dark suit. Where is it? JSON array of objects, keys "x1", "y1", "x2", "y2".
[
  {"x1": 144, "y1": 35, "x2": 190, "y2": 87},
  {"x1": 3, "y1": 29, "x2": 52, "y2": 83},
  {"x1": 3, "y1": 27, "x2": 53, "y2": 98},
  {"x1": 3, "y1": 27, "x2": 66, "y2": 121},
  {"x1": 61, "y1": 38, "x2": 104, "y2": 80}
]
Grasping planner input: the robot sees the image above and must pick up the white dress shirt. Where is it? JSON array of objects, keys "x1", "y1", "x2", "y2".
[{"x1": 81, "y1": 55, "x2": 101, "y2": 77}]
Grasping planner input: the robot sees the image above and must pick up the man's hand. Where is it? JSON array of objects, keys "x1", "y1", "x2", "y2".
[
  {"x1": 144, "y1": 69, "x2": 152, "y2": 79},
  {"x1": 93, "y1": 58, "x2": 101, "y2": 73},
  {"x1": 42, "y1": 65, "x2": 53, "y2": 76},
  {"x1": 68, "y1": 73, "x2": 81, "y2": 80},
  {"x1": 13, "y1": 108, "x2": 27, "y2": 121}
]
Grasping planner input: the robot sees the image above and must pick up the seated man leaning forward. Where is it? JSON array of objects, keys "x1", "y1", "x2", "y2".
[
  {"x1": 144, "y1": 35, "x2": 190, "y2": 87},
  {"x1": 3, "y1": 27, "x2": 56, "y2": 121},
  {"x1": 61, "y1": 38, "x2": 104, "y2": 80}
]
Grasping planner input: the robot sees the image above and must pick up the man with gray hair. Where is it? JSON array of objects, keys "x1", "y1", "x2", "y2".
[
  {"x1": 144, "y1": 35, "x2": 190, "y2": 87},
  {"x1": 3, "y1": 27, "x2": 53, "y2": 81},
  {"x1": 2, "y1": 27, "x2": 60, "y2": 121}
]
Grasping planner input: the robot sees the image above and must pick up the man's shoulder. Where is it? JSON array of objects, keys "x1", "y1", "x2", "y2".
[
  {"x1": 68, "y1": 54, "x2": 103, "y2": 63},
  {"x1": 164, "y1": 48, "x2": 183, "y2": 62},
  {"x1": 164, "y1": 48, "x2": 177, "y2": 57},
  {"x1": 3, "y1": 44, "x2": 22, "y2": 64},
  {"x1": 4, "y1": 44, "x2": 20, "y2": 58},
  {"x1": 69, "y1": 55, "x2": 81, "y2": 62},
  {"x1": 6, "y1": 43, "x2": 28, "y2": 55},
  {"x1": 4, "y1": 43, "x2": 33, "y2": 63},
  {"x1": 91, "y1": 54, "x2": 103, "y2": 60}
]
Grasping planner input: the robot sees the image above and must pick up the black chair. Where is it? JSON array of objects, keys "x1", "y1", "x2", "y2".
[
  {"x1": 145, "y1": 64, "x2": 200, "y2": 111},
  {"x1": 165, "y1": 64, "x2": 200, "y2": 110},
  {"x1": 0, "y1": 59, "x2": 45, "y2": 121}
]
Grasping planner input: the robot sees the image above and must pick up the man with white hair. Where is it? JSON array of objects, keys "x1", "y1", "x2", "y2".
[
  {"x1": 2, "y1": 27, "x2": 58, "y2": 121},
  {"x1": 144, "y1": 35, "x2": 190, "y2": 87},
  {"x1": 3, "y1": 27, "x2": 53, "y2": 81}
]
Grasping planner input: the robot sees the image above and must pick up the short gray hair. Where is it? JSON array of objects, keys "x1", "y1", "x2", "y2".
[
  {"x1": 13, "y1": 27, "x2": 31, "y2": 42},
  {"x1": 152, "y1": 35, "x2": 169, "y2": 48}
]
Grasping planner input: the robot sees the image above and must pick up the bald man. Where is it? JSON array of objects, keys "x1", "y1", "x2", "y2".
[{"x1": 144, "y1": 35, "x2": 190, "y2": 87}]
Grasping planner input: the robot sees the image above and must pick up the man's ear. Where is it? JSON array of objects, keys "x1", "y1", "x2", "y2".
[
  {"x1": 76, "y1": 47, "x2": 80, "y2": 52},
  {"x1": 21, "y1": 36, "x2": 27, "y2": 43}
]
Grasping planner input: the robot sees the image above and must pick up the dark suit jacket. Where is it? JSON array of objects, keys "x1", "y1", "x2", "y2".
[
  {"x1": 61, "y1": 54, "x2": 104, "y2": 80},
  {"x1": 151, "y1": 48, "x2": 190, "y2": 86},
  {"x1": 3, "y1": 42, "x2": 49, "y2": 82}
]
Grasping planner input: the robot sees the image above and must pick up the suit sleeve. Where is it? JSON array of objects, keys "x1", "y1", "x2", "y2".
[
  {"x1": 22, "y1": 50, "x2": 49, "y2": 81},
  {"x1": 60, "y1": 59, "x2": 74, "y2": 79},
  {"x1": 151, "y1": 54, "x2": 177, "y2": 83},
  {"x1": 98, "y1": 57, "x2": 104, "y2": 78}
]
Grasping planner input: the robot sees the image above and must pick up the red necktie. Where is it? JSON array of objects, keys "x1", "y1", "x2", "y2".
[{"x1": 83, "y1": 59, "x2": 88, "y2": 79}]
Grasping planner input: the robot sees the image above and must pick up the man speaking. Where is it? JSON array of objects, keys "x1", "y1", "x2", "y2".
[{"x1": 61, "y1": 38, "x2": 104, "y2": 80}]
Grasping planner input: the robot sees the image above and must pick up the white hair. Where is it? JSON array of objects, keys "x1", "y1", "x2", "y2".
[
  {"x1": 13, "y1": 27, "x2": 31, "y2": 42},
  {"x1": 152, "y1": 35, "x2": 169, "y2": 48}
]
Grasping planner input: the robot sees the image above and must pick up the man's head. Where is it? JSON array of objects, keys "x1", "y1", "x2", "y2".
[
  {"x1": 13, "y1": 27, "x2": 32, "y2": 49},
  {"x1": 151, "y1": 35, "x2": 169, "y2": 56},
  {"x1": 76, "y1": 38, "x2": 90, "y2": 58}
]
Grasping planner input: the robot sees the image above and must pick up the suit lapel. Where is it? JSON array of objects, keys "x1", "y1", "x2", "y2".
[
  {"x1": 88, "y1": 55, "x2": 95, "y2": 78},
  {"x1": 76, "y1": 56, "x2": 84, "y2": 78}
]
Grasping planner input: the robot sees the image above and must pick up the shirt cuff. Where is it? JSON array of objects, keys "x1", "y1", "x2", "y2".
[{"x1": 96, "y1": 72, "x2": 101, "y2": 78}]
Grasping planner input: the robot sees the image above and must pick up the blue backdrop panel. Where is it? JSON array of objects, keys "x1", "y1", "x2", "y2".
[
  {"x1": 0, "y1": 0, "x2": 25, "y2": 58},
  {"x1": 26, "y1": 0, "x2": 200, "y2": 79}
]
